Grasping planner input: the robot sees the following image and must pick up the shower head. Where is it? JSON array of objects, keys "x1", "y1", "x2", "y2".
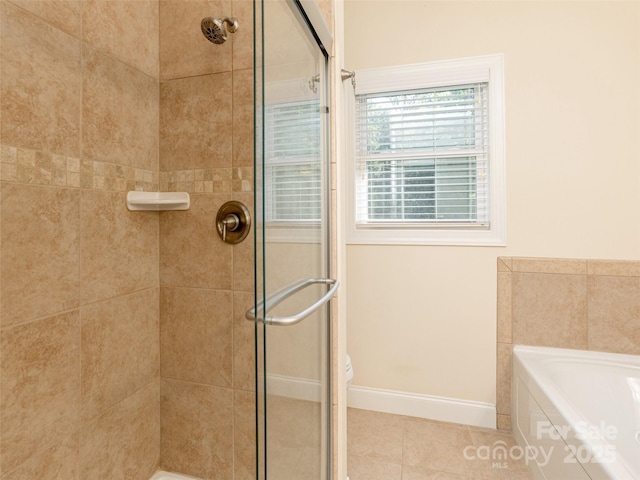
[{"x1": 201, "y1": 16, "x2": 239, "y2": 44}]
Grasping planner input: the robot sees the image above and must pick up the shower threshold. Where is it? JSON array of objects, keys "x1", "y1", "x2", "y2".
[{"x1": 149, "y1": 471, "x2": 203, "y2": 480}]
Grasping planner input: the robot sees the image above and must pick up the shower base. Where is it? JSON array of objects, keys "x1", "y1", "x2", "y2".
[{"x1": 149, "y1": 471, "x2": 203, "y2": 480}]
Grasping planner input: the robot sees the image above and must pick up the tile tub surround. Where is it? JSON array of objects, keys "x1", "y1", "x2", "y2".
[{"x1": 496, "y1": 257, "x2": 640, "y2": 430}]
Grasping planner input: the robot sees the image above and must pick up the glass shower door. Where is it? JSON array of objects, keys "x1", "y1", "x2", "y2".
[{"x1": 251, "y1": 1, "x2": 334, "y2": 479}]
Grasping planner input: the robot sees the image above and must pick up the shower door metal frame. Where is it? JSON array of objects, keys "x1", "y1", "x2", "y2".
[{"x1": 252, "y1": 0, "x2": 334, "y2": 479}]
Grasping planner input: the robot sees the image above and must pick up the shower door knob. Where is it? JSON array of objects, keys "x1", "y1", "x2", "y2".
[{"x1": 216, "y1": 201, "x2": 251, "y2": 244}]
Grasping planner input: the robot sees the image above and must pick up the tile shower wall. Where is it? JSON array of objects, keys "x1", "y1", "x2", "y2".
[
  {"x1": 0, "y1": 0, "x2": 255, "y2": 478},
  {"x1": 157, "y1": 0, "x2": 255, "y2": 479},
  {"x1": 0, "y1": 0, "x2": 160, "y2": 478},
  {"x1": 496, "y1": 257, "x2": 640, "y2": 431}
]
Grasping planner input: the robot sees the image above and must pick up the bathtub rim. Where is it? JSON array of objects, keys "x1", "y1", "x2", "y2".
[{"x1": 512, "y1": 344, "x2": 640, "y2": 480}]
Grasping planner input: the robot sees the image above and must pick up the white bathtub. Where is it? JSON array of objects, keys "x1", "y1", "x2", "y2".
[{"x1": 512, "y1": 345, "x2": 640, "y2": 480}]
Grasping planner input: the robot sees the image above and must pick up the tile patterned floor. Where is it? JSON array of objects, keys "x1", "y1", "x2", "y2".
[{"x1": 347, "y1": 408, "x2": 534, "y2": 480}]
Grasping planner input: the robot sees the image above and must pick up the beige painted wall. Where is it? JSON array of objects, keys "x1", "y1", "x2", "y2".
[{"x1": 344, "y1": 1, "x2": 640, "y2": 404}]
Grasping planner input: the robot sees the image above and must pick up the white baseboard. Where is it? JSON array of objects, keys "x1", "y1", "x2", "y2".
[
  {"x1": 266, "y1": 373, "x2": 322, "y2": 402},
  {"x1": 264, "y1": 374, "x2": 496, "y2": 429},
  {"x1": 348, "y1": 385, "x2": 496, "y2": 429}
]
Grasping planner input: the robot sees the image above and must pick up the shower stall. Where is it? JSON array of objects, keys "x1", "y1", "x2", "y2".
[{"x1": 0, "y1": 0, "x2": 335, "y2": 478}]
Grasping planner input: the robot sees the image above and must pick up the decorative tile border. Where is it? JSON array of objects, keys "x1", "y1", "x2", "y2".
[
  {"x1": 0, "y1": 144, "x2": 158, "y2": 191},
  {"x1": 160, "y1": 167, "x2": 253, "y2": 193},
  {"x1": 0, "y1": 144, "x2": 254, "y2": 193}
]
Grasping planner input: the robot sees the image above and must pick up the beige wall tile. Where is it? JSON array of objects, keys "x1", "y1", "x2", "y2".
[
  {"x1": 232, "y1": 0, "x2": 253, "y2": 71},
  {"x1": 2, "y1": 433, "x2": 78, "y2": 480},
  {"x1": 233, "y1": 166, "x2": 253, "y2": 193},
  {"x1": 0, "y1": 311, "x2": 80, "y2": 474},
  {"x1": 496, "y1": 414, "x2": 511, "y2": 432},
  {"x1": 588, "y1": 275, "x2": 640, "y2": 355},
  {"x1": 512, "y1": 272, "x2": 588, "y2": 348},
  {"x1": 587, "y1": 259, "x2": 640, "y2": 277},
  {"x1": 495, "y1": 342, "x2": 512, "y2": 416},
  {"x1": 81, "y1": 289, "x2": 159, "y2": 421},
  {"x1": 8, "y1": 0, "x2": 81, "y2": 38},
  {"x1": 233, "y1": 390, "x2": 256, "y2": 480},
  {"x1": 511, "y1": 257, "x2": 587, "y2": 275},
  {"x1": 232, "y1": 192, "x2": 254, "y2": 292},
  {"x1": 4, "y1": 0, "x2": 253, "y2": 476},
  {"x1": 161, "y1": 287, "x2": 233, "y2": 387},
  {"x1": 347, "y1": 408, "x2": 403, "y2": 464},
  {"x1": 1, "y1": 184, "x2": 80, "y2": 326},
  {"x1": 0, "y1": 1, "x2": 81, "y2": 156},
  {"x1": 497, "y1": 257, "x2": 512, "y2": 272},
  {"x1": 80, "y1": 190, "x2": 159, "y2": 305},
  {"x1": 232, "y1": 68, "x2": 254, "y2": 168},
  {"x1": 160, "y1": 378, "x2": 234, "y2": 479},
  {"x1": 233, "y1": 291, "x2": 255, "y2": 391},
  {"x1": 80, "y1": 380, "x2": 160, "y2": 480},
  {"x1": 0, "y1": 148, "x2": 155, "y2": 191},
  {"x1": 159, "y1": 0, "x2": 232, "y2": 80},
  {"x1": 82, "y1": 0, "x2": 159, "y2": 78},
  {"x1": 497, "y1": 271, "x2": 512, "y2": 343},
  {"x1": 82, "y1": 46, "x2": 159, "y2": 170},
  {"x1": 160, "y1": 193, "x2": 233, "y2": 289},
  {"x1": 0, "y1": 147, "x2": 76, "y2": 187},
  {"x1": 160, "y1": 73, "x2": 233, "y2": 171},
  {"x1": 161, "y1": 167, "x2": 233, "y2": 193}
]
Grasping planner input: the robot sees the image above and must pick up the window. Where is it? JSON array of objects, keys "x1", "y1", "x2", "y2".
[
  {"x1": 347, "y1": 54, "x2": 505, "y2": 246},
  {"x1": 258, "y1": 74, "x2": 327, "y2": 243},
  {"x1": 264, "y1": 99, "x2": 322, "y2": 223}
]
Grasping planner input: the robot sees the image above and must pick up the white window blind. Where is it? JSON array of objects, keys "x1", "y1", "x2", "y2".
[
  {"x1": 265, "y1": 99, "x2": 322, "y2": 222},
  {"x1": 355, "y1": 83, "x2": 489, "y2": 228}
]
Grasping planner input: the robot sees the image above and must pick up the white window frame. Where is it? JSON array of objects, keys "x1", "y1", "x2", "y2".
[{"x1": 346, "y1": 54, "x2": 506, "y2": 246}]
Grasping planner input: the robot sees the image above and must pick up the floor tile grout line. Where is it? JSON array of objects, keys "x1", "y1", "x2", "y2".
[{"x1": 348, "y1": 407, "x2": 533, "y2": 480}]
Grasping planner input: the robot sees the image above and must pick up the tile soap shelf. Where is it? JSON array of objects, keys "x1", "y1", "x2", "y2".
[{"x1": 126, "y1": 191, "x2": 190, "y2": 211}]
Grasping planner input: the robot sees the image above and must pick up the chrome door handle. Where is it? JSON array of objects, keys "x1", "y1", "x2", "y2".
[{"x1": 246, "y1": 278, "x2": 339, "y2": 326}]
